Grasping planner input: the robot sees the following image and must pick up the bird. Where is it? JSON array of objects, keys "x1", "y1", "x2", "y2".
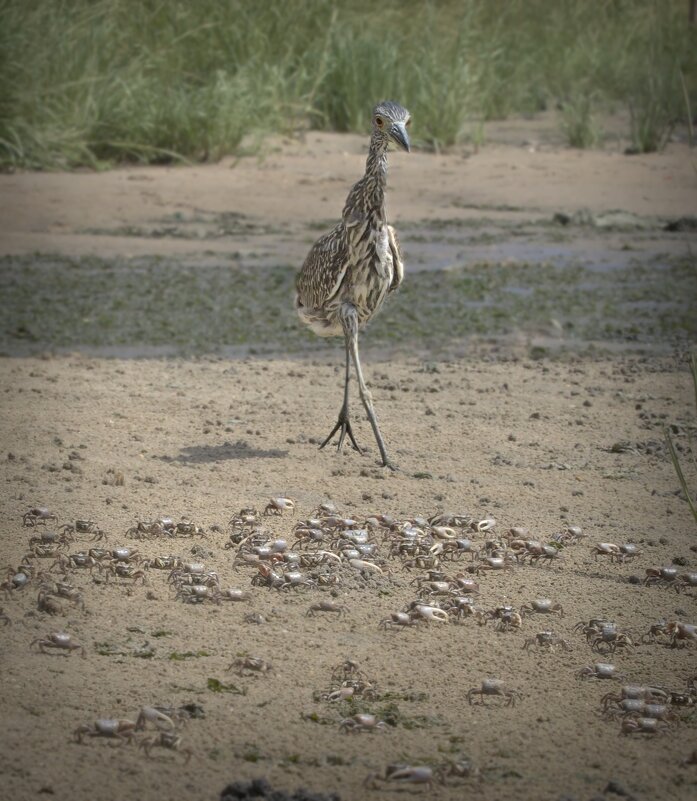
[{"x1": 295, "y1": 100, "x2": 411, "y2": 470}]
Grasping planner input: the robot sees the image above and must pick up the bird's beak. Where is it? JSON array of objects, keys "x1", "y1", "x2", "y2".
[{"x1": 390, "y1": 122, "x2": 410, "y2": 153}]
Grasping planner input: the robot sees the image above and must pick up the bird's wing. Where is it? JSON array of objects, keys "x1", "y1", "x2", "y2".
[
  {"x1": 387, "y1": 225, "x2": 404, "y2": 292},
  {"x1": 295, "y1": 223, "x2": 349, "y2": 310}
]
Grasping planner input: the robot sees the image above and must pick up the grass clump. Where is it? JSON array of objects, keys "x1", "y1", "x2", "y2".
[{"x1": 1, "y1": 0, "x2": 695, "y2": 168}]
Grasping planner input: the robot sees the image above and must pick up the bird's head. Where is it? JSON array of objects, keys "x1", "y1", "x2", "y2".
[{"x1": 372, "y1": 101, "x2": 411, "y2": 153}]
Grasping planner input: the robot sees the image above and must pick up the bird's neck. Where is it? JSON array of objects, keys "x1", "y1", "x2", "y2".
[
  {"x1": 343, "y1": 136, "x2": 388, "y2": 225},
  {"x1": 364, "y1": 138, "x2": 388, "y2": 215}
]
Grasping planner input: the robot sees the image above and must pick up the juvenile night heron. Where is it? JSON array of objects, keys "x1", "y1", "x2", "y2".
[{"x1": 295, "y1": 100, "x2": 411, "y2": 469}]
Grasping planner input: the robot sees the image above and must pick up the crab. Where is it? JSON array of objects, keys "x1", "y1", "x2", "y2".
[
  {"x1": 591, "y1": 542, "x2": 621, "y2": 560},
  {"x1": 139, "y1": 731, "x2": 192, "y2": 763},
  {"x1": 467, "y1": 678, "x2": 522, "y2": 706},
  {"x1": 37, "y1": 590, "x2": 65, "y2": 615},
  {"x1": 611, "y1": 543, "x2": 642, "y2": 563},
  {"x1": 24, "y1": 542, "x2": 62, "y2": 561},
  {"x1": 172, "y1": 519, "x2": 205, "y2": 538},
  {"x1": 126, "y1": 520, "x2": 168, "y2": 540},
  {"x1": 520, "y1": 598, "x2": 564, "y2": 618},
  {"x1": 574, "y1": 618, "x2": 616, "y2": 643},
  {"x1": 442, "y1": 596, "x2": 482, "y2": 623},
  {"x1": 29, "y1": 529, "x2": 72, "y2": 549},
  {"x1": 74, "y1": 718, "x2": 136, "y2": 744},
  {"x1": 601, "y1": 684, "x2": 669, "y2": 711},
  {"x1": 306, "y1": 601, "x2": 347, "y2": 617},
  {"x1": 229, "y1": 508, "x2": 261, "y2": 531},
  {"x1": 279, "y1": 570, "x2": 316, "y2": 591},
  {"x1": 175, "y1": 584, "x2": 219, "y2": 604},
  {"x1": 2, "y1": 566, "x2": 32, "y2": 597},
  {"x1": 331, "y1": 659, "x2": 367, "y2": 684},
  {"x1": 59, "y1": 520, "x2": 97, "y2": 539},
  {"x1": 22, "y1": 507, "x2": 57, "y2": 527},
  {"x1": 644, "y1": 566, "x2": 679, "y2": 589},
  {"x1": 486, "y1": 604, "x2": 522, "y2": 631},
  {"x1": 677, "y1": 572, "x2": 697, "y2": 592},
  {"x1": 51, "y1": 551, "x2": 99, "y2": 573},
  {"x1": 48, "y1": 581, "x2": 85, "y2": 608},
  {"x1": 576, "y1": 662, "x2": 624, "y2": 680},
  {"x1": 104, "y1": 563, "x2": 147, "y2": 584},
  {"x1": 589, "y1": 625, "x2": 634, "y2": 654},
  {"x1": 602, "y1": 698, "x2": 648, "y2": 720},
  {"x1": 168, "y1": 563, "x2": 219, "y2": 588},
  {"x1": 474, "y1": 556, "x2": 515, "y2": 575},
  {"x1": 135, "y1": 706, "x2": 176, "y2": 731},
  {"x1": 380, "y1": 611, "x2": 419, "y2": 630},
  {"x1": 217, "y1": 588, "x2": 251, "y2": 602},
  {"x1": 339, "y1": 713, "x2": 386, "y2": 734},
  {"x1": 366, "y1": 765, "x2": 434, "y2": 790},
  {"x1": 142, "y1": 556, "x2": 182, "y2": 571},
  {"x1": 263, "y1": 497, "x2": 295, "y2": 516},
  {"x1": 228, "y1": 656, "x2": 273, "y2": 676},
  {"x1": 108, "y1": 547, "x2": 141, "y2": 565},
  {"x1": 620, "y1": 717, "x2": 670, "y2": 736},
  {"x1": 31, "y1": 631, "x2": 86, "y2": 657},
  {"x1": 522, "y1": 631, "x2": 572, "y2": 652},
  {"x1": 409, "y1": 604, "x2": 449, "y2": 624},
  {"x1": 666, "y1": 621, "x2": 697, "y2": 648},
  {"x1": 520, "y1": 541, "x2": 562, "y2": 566}
]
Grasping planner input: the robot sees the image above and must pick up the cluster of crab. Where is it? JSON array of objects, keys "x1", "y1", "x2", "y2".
[
  {"x1": 385, "y1": 517, "x2": 576, "y2": 575},
  {"x1": 227, "y1": 501, "x2": 394, "y2": 593},
  {"x1": 74, "y1": 704, "x2": 202, "y2": 762},
  {"x1": 380, "y1": 565, "x2": 568, "y2": 645},
  {"x1": 167, "y1": 560, "x2": 252, "y2": 605},
  {"x1": 598, "y1": 675, "x2": 696, "y2": 736},
  {"x1": 127, "y1": 516, "x2": 206, "y2": 540}
]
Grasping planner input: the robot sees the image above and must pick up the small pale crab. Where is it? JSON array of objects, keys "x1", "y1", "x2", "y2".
[
  {"x1": 380, "y1": 611, "x2": 419, "y2": 630},
  {"x1": 306, "y1": 601, "x2": 347, "y2": 618},
  {"x1": 264, "y1": 497, "x2": 296, "y2": 516},
  {"x1": 620, "y1": 717, "x2": 670, "y2": 736},
  {"x1": 589, "y1": 625, "x2": 634, "y2": 654},
  {"x1": 23, "y1": 507, "x2": 58, "y2": 527},
  {"x1": 339, "y1": 713, "x2": 387, "y2": 734},
  {"x1": 576, "y1": 662, "x2": 625, "y2": 681},
  {"x1": 467, "y1": 678, "x2": 522, "y2": 706},
  {"x1": 520, "y1": 598, "x2": 564, "y2": 618},
  {"x1": 31, "y1": 631, "x2": 85, "y2": 657},
  {"x1": 485, "y1": 604, "x2": 522, "y2": 632},
  {"x1": 522, "y1": 630, "x2": 572, "y2": 653},
  {"x1": 139, "y1": 731, "x2": 192, "y2": 763},
  {"x1": 365, "y1": 765, "x2": 434, "y2": 790},
  {"x1": 135, "y1": 706, "x2": 176, "y2": 731},
  {"x1": 74, "y1": 718, "x2": 136, "y2": 744},
  {"x1": 331, "y1": 659, "x2": 367, "y2": 684},
  {"x1": 227, "y1": 656, "x2": 273, "y2": 676}
]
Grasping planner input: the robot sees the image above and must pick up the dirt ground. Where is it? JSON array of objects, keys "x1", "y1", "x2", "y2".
[{"x1": 1, "y1": 116, "x2": 696, "y2": 801}]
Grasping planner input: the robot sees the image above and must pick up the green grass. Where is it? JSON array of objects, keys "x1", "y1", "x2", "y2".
[
  {"x1": 1, "y1": 0, "x2": 695, "y2": 168},
  {"x1": 1, "y1": 252, "x2": 695, "y2": 356}
]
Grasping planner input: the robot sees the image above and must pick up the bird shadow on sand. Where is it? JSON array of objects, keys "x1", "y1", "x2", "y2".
[{"x1": 163, "y1": 440, "x2": 288, "y2": 464}]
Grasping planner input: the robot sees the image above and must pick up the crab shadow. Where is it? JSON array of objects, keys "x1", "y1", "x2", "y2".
[{"x1": 164, "y1": 440, "x2": 287, "y2": 464}]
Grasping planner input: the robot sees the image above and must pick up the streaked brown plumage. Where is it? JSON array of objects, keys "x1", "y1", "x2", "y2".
[{"x1": 295, "y1": 100, "x2": 411, "y2": 468}]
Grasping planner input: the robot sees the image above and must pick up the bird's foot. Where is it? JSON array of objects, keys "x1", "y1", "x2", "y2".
[
  {"x1": 381, "y1": 459, "x2": 399, "y2": 472},
  {"x1": 319, "y1": 414, "x2": 363, "y2": 454}
]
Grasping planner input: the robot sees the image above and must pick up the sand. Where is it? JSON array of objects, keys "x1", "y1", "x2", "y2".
[{"x1": 1, "y1": 116, "x2": 696, "y2": 801}]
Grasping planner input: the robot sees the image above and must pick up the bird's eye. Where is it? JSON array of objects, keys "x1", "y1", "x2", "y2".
[{"x1": 375, "y1": 116, "x2": 384, "y2": 128}]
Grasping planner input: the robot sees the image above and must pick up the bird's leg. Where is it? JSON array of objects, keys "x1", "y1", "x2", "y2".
[
  {"x1": 319, "y1": 335, "x2": 362, "y2": 454},
  {"x1": 343, "y1": 307, "x2": 397, "y2": 471}
]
